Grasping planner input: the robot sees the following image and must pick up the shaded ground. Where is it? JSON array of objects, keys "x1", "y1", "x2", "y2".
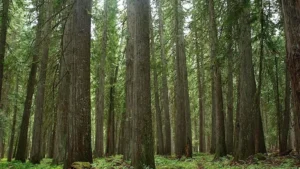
[{"x1": 0, "y1": 153, "x2": 299, "y2": 168}]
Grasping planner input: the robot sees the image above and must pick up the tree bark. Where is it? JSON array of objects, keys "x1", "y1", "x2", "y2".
[
  {"x1": 174, "y1": 0, "x2": 192, "y2": 158},
  {"x1": 150, "y1": 15, "x2": 164, "y2": 155},
  {"x1": 194, "y1": 28, "x2": 206, "y2": 153},
  {"x1": 0, "y1": 0, "x2": 10, "y2": 103},
  {"x1": 156, "y1": 0, "x2": 171, "y2": 155},
  {"x1": 0, "y1": 74, "x2": 13, "y2": 159},
  {"x1": 95, "y1": 0, "x2": 109, "y2": 158},
  {"x1": 281, "y1": 0, "x2": 300, "y2": 153},
  {"x1": 280, "y1": 66, "x2": 291, "y2": 152},
  {"x1": 123, "y1": 0, "x2": 135, "y2": 161},
  {"x1": 105, "y1": 67, "x2": 118, "y2": 156},
  {"x1": 208, "y1": 0, "x2": 227, "y2": 159},
  {"x1": 48, "y1": 116, "x2": 56, "y2": 158},
  {"x1": 277, "y1": 0, "x2": 291, "y2": 154},
  {"x1": 64, "y1": 0, "x2": 93, "y2": 168},
  {"x1": 8, "y1": 77, "x2": 19, "y2": 162},
  {"x1": 226, "y1": 0, "x2": 234, "y2": 155},
  {"x1": 254, "y1": 0, "x2": 266, "y2": 153},
  {"x1": 30, "y1": 0, "x2": 52, "y2": 163},
  {"x1": 292, "y1": 94, "x2": 300, "y2": 152},
  {"x1": 233, "y1": 75, "x2": 240, "y2": 156},
  {"x1": 15, "y1": 0, "x2": 43, "y2": 162},
  {"x1": 130, "y1": 0, "x2": 155, "y2": 168},
  {"x1": 118, "y1": 107, "x2": 126, "y2": 155},
  {"x1": 52, "y1": 1, "x2": 72, "y2": 164},
  {"x1": 234, "y1": 0, "x2": 256, "y2": 160}
]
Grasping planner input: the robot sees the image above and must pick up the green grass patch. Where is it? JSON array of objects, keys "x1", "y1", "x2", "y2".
[
  {"x1": 0, "y1": 154, "x2": 298, "y2": 169},
  {"x1": 0, "y1": 158, "x2": 62, "y2": 169}
]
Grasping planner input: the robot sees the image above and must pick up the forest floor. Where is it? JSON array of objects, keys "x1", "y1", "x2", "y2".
[{"x1": 0, "y1": 153, "x2": 299, "y2": 169}]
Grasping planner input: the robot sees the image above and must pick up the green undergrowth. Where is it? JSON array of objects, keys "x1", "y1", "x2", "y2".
[
  {"x1": 0, "y1": 158, "x2": 61, "y2": 169},
  {"x1": 0, "y1": 153, "x2": 298, "y2": 169}
]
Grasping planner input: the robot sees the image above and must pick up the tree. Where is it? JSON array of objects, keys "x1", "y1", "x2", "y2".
[
  {"x1": 0, "y1": 0, "x2": 10, "y2": 104},
  {"x1": 15, "y1": 0, "x2": 43, "y2": 162},
  {"x1": 130, "y1": 0, "x2": 155, "y2": 168},
  {"x1": 208, "y1": 0, "x2": 226, "y2": 159},
  {"x1": 192, "y1": 12, "x2": 206, "y2": 152},
  {"x1": 276, "y1": 0, "x2": 291, "y2": 154},
  {"x1": 281, "y1": 0, "x2": 300, "y2": 153},
  {"x1": 52, "y1": 0, "x2": 72, "y2": 164},
  {"x1": 234, "y1": 75, "x2": 240, "y2": 156},
  {"x1": 7, "y1": 76, "x2": 19, "y2": 162},
  {"x1": 156, "y1": 0, "x2": 172, "y2": 155},
  {"x1": 279, "y1": 66, "x2": 291, "y2": 153},
  {"x1": 150, "y1": 13, "x2": 164, "y2": 155},
  {"x1": 254, "y1": 0, "x2": 266, "y2": 154},
  {"x1": 234, "y1": 0, "x2": 256, "y2": 160},
  {"x1": 103, "y1": 0, "x2": 119, "y2": 157},
  {"x1": 64, "y1": 0, "x2": 93, "y2": 168},
  {"x1": 52, "y1": 1, "x2": 71, "y2": 164},
  {"x1": 122, "y1": 0, "x2": 135, "y2": 161},
  {"x1": 106, "y1": 69, "x2": 118, "y2": 156},
  {"x1": 0, "y1": 78, "x2": 12, "y2": 159},
  {"x1": 225, "y1": 0, "x2": 234, "y2": 155},
  {"x1": 30, "y1": 0, "x2": 52, "y2": 163},
  {"x1": 94, "y1": 0, "x2": 108, "y2": 158},
  {"x1": 174, "y1": 0, "x2": 192, "y2": 158}
]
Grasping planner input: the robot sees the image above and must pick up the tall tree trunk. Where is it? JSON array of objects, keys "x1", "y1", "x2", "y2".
[
  {"x1": 0, "y1": 0, "x2": 10, "y2": 103},
  {"x1": 234, "y1": 0, "x2": 256, "y2": 160},
  {"x1": 150, "y1": 15, "x2": 164, "y2": 155},
  {"x1": 292, "y1": 94, "x2": 300, "y2": 152},
  {"x1": 116, "y1": 19, "x2": 126, "y2": 156},
  {"x1": 254, "y1": 0, "x2": 266, "y2": 153},
  {"x1": 0, "y1": 138, "x2": 5, "y2": 158},
  {"x1": 183, "y1": 13, "x2": 193, "y2": 160},
  {"x1": 279, "y1": 0, "x2": 291, "y2": 153},
  {"x1": 0, "y1": 79, "x2": 13, "y2": 158},
  {"x1": 0, "y1": 128, "x2": 2, "y2": 159},
  {"x1": 98, "y1": 0, "x2": 108, "y2": 157},
  {"x1": 13, "y1": 135, "x2": 18, "y2": 158},
  {"x1": 118, "y1": 108, "x2": 125, "y2": 155},
  {"x1": 200, "y1": 46, "x2": 206, "y2": 153},
  {"x1": 95, "y1": 0, "x2": 108, "y2": 158},
  {"x1": 64, "y1": 0, "x2": 93, "y2": 168},
  {"x1": 210, "y1": 60, "x2": 216, "y2": 154},
  {"x1": 30, "y1": 0, "x2": 52, "y2": 163},
  {"x1": 156, "y1": 0, "x2": 171, "y2": 155},
  {"x1": 0, "y1": 75, "x2": 12, "y2": 159},
  {"x1": 214, "y1": 70, "x2": 226, "y2": 159},
  {"x1": 281, "y1": 0, "x2": 300, "y2": 154},
  {"x1": 15, "y1": 0, "x2": 43, "y2": 162},
  {"x1": 193, "y1": 119, "x2": 198, "y2": 152},
  {"x1": 123, "y1": 0, "x2": 135, "y2": 161},
  {"x1": 48, "y1": 115, "x2": 56, "y2": 158},
  {"x1": 208, "y1": 0, "x2": 227, "y2": 159},
  {"x1": 0, "y1": 142, "x2": 4, "y2": 159},
  {"x1": 267, "y1": 53, "x2": 284, "y2": 151},
  {"x1": 274, "y1": 55, "x2": 283, "y2": 152},
  {"x1": 94, "y1": 69, "x2": 104, "y2": 158},
  {"x1": 105, "y1": 67, "x2": 118, "y2": 156},
  {"x1": 234, "y1": 75, "x2": 240, "y2": 156},
  {"x1": 289, "y1": 107, "x2": 295, "y2": 150},
  {"x1": 52, "y1": 1, "x2": 71, "y2": 164},
  {"x1": 226, "y1": 0, "x2": 234, "y2": 155},
  {"x1": 8, "y1": 77, "x2": 19, "y2": 162},
  {"x1": 194, "y1": 28, "x2": 206, "y2": 153},
  {"x1": 280, "y1": 66, "x2": 291, "y2": 152},
  {"x1": 130, "y1": 0, "x2": 155, "y2": 168},
  {"x1": 174, "y1": 0, "x2": 192, "y2": 158}
]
